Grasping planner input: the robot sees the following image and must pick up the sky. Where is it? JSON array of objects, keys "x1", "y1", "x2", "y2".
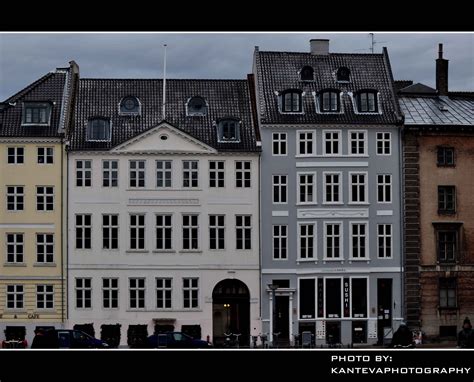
[{"x1": 0, "y1": 33, "x2": 473, "y2": 100}]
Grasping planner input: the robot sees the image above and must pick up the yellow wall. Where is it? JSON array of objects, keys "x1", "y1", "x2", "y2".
[{"x1": 0, "y1": 140, "x2": 65, "y2": 323}]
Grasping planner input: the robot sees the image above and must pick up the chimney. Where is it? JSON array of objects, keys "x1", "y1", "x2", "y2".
[
  {"x1": 436, "y1": 43, "x2": 449, "y2": 96},
  {"x1": 310, "y1": 39, "x2": 329, "y2": 55}
]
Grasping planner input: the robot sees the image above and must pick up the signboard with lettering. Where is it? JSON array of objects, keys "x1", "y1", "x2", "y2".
[
  {"x1": 317, "y1": 278, "x2": 324, "y2": 317},
  {"x1": 343, "y1": 278, "x2": 350, "y2": 317}
]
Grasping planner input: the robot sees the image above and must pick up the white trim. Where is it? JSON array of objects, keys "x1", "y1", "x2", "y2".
[
  {"x1": 376, "y1": 210, "x2": 393, "y2": 216},
  {"x1": 348, "y1": 171, "x2": 368, "y2": 205},
  {"x1": 348, "y1": 221, "x2": 369, "y2": 261},
  {"x1": 322, "y1": 171, "x2": 343, "y2": 205},
  {"x1": 323, "y1": 221, "x2": 343, "y2": 260},
  {"x1": 297, "y1": 221, "x2": 317, "y2": 261},
  {"x1": 377, "y1": 223, "x2": 393, "y2": 259},
  {"x1": 261, "y1": 267, "x2": 402, "y2": 274},
  {"x1": 118, "y1": 95, "x2": 142, "y2": 116},
  {"x1": 101, "y1": 159, "x2": 119, "y2": 188},
  {"x1": 129, "y1": 159, "x2": 147, "y2": 188},
  {"x1": 75, "y1": 159, "x2": 92, "y2": 188},
  {"x1": 271, "y1": 132, "x2": 288, "y2": 156},
  {"x1": 313, "y1": 91, "x2": 344, "y2": 115},
  {"x1": 128, "y1": 277, "x2": 147, "y2": 310},
  {"x1": 272, "y1": 224, "x2": 288, "y2": 260},
  {"x1": 298, "y1": 208, "x2": 368, "y2": 219},
  {"x1": 272, "y1": 210, "x2": 289, "y2": 217},
  {"x1": 376, "y1": 131, "x2": 392, "y2": 156},
  {"x1": 295, "y1": 129, "x2": 316, "y2": 157},
  {"x1": 272, "y1": 174, "x2": 288, "y2": 205},
  {"x1": 37, "y1": 146, "x2": 55, "y2": 165},
  {"x1": 296, "y1": 171, "x2": 317, "y2": 205},
  {"x1": 322, "y1": 130, "x2": 342, "y2": 156},
  {"x1": 0, "y1": 224, "x2": 54, "y2": 229},
  {"x1": 102, "y1": 277, "x2": 120, "y2": 310},
  {"x1": 377, "y1": 174, "x2": 393, "y2": 204},
  {"x1": 6, "y1": 146, "x2": 25, "y2": 165},
  {"x1": 347, "y1": 130, "x2": 368, "y2": 156},
  {"x1": 296, "y1": 161, "x2": 369, "y2": 168}
]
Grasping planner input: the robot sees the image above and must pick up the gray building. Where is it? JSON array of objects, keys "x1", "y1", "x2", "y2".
[{"x1": 252, "y1": 39, "x2": 404, "y2": 346}]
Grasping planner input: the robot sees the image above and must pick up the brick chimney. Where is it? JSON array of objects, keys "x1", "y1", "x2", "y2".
[
  {"x1": 310, "y1": 39, "x2": 329, "y2": 55},
  {"x1": 436, "y1": 43, "x2": 449, "y2": 96}
]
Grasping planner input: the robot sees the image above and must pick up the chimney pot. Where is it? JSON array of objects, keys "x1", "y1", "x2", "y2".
[
  {"x1": 438, "y1": 43, "x2": 443, "y2": 59},
  {"x1": 310, "y1": 39, "x2": 329, "y2": 55},
  {"x1": 436, "y1": 43, "x2": 449, "y2": 96}
]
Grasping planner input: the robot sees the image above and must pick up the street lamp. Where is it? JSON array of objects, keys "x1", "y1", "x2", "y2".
[{"x1": 267, "y1": 284, "x2": 278, "y2": 346}]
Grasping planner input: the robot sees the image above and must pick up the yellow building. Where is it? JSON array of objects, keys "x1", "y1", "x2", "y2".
[{"x1": 0, "y1": 62, "x2": 78, "y2": 346}]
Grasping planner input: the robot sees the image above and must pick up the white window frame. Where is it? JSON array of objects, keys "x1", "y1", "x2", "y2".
[
  {"x1": 296, "y1": 130, "x2": 316, "y2": 157},
  {"x1": 75, "y1": 214, "x2": 92, "y2": 250},
  {"x1": 102, "y1": 214, "x2": 119, "y2": 250},
  {"x1": 37, "y1": 146, "x2": 54, "y2": 164},
  {"x1": 6, "y1": 233, "x2": 24, "y2": 264},
  {"x1": 324, "y1": 276, "x2": 343, "y2": 319},
  {"x1": 348, "y1": 171, "x2": 368, "y2": 205},
  {"x1": 6, "y1": 185, "x2": 24, "y2": 211},
  {"x1": 156, "y1": 278, "x2": 173, "y2": 309},
  {"x1": 377, "y1": 174, "x2": 392, "y2": 204},
  {"x1": 272, "y1": 224, "x2": 288, "y2": 260},
  {"x1": 182, "y1": 214, "x2": 199, "y2": 250},
  {"x1": 236, "y1": 214, "x2": 252, "y2": 250},
  {"x1": 324, "y1": 221, "x2": 343, "y2": 261},
  {"x1": 36, "y1": 186, "x2": 54, "y2": 211},
  {"x1": 102, "y1": 278, "x2": 119, "y2": 309},
  {"x1": 75, "y1": 159, "x2": 92, "y2": 187},
  {"x1": 156, "y1": 160, "x2": 172, "y2": 188},
  {"x1": 130, "y1": 213, "x2": 146, "y2": 250},
  {"x1": 182, "y1": 160, "x2": 199, "y2": 188},
  {"x1": 6, "y1": 284, "x2": 24, "y2": 310},
  {"x1": 349, "y1": 221, "x2": 369, "y2": 261},
  {"x1": 348, "y1": 130, "x2": 368, "y2": 156},
  {"x1": 297, "y1": 222, "x2": 317, "y2": 261},
  {"x1": 129, "y1": 160, "x2": 146, "y2": 188},
  {"x1": 323, "y1": 130, "x2": 342, "y2": 156},
  {"x1": 7, "y1": 146, "x2": 24, "y2": 165},
  {"x1": 129, "y1": 277, "x2": 146, "y2": 310},
  {"x1": 377, "y1": 224, "x2": 393, "y2": 259},
  {"x1": 102, "y1": 159, "x2": 119, "y2": 188},
  {"x1": 376, "y1": 132, "x2": 392, "y2": 156},
  {"x1": 323, "y1": 172, "x2": 343, "y2": 205},
  {"x1": 272, "y1": 174, "x2": 288, "y2": 204},
  {"x1": 209, "y1": 214, "x2": 225, "y2": 251},
  {"x1": 156, "y1": 214, "x2": 173, "y2": 250},
  {"x1": 36, "y1": 284, "x2": 54, "y2": 310},
  {"x1": 209, "y1": 160, "x2": 225, "y2": 188},
  {"x1": 235, "y1": 160, "x2": 251, "y2": 188},
  {"x1": 297, "y1": 172, "x2": 317, "y2": 205},
  {"x1": 272, "y1": 132, "x2": 287, "y2": 156},
  {"x1": 75, "y1": 278, "x2": 92, "y2": 309},
  {"x1": 36, "y1": 233, "x2": 54, "y2": 263},
  {"x1": 183, "y1": 277, "x2": 199, "y2": 309}
]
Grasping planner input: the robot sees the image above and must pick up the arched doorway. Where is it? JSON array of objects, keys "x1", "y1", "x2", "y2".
[{"x1": 212, "y1": 279, "x2": 250, "y2": 347}]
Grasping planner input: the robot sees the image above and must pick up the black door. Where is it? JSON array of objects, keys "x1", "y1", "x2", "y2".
[
  {"x1": 275, "y1": 295, "x2": 290, "y2": 345},
  {"x1": 377, "y1": 278, "x2": 393, "y2": 344}
]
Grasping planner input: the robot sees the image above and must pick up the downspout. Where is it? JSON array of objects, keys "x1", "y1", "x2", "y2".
[
  {"x1": 399, "y1": 123, "x2": 405, "y2": 323},
  {"x1": 61, "y1": 137, "x2": 65, "y2": 325}
]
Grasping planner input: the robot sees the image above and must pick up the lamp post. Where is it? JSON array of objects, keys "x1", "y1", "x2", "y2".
[{"x1": 267, "y1": 284, "x2": 278, "y2": 347}]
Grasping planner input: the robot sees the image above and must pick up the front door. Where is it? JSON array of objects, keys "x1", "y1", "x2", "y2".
[
  {"x1": 275, "y1": 295, "x2": 290, "y2": 346},
  {"x1": 377, "y1": 278, "x2": 393, "y2": 344}
]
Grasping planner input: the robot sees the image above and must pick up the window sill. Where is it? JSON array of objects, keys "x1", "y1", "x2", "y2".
[
  {"x1": 322, "y1": 259, "x2": 344, "y2": 263},
  {"x1": 437, "y1": 164, "x2": 455, "y2": 168},
  {"x1": 438, "y1": 307, "x2": 459, "y2": 311},
  {"x1": 4, "y1": 310, "x2": 27, "y2": 313},
  {"x1": 126, "y1": 250, "x2": 150, "y2": 254},
  {"x1": 348, "y1": 259, "x2": 370, "y2": 263},
  {"x1": 296, "y1": 202, "x2": 318, "y2": 206},
  {"x1": 297, "y1": 259, "x2": 318, "y2": 264},
  {"x1": 152, "y1": 250, "x2": 176, "y2": 254},
  {"x1": 34, "y1": 309, "x2": 56, "y2": 314},
  {"x1": 33, "y1": 262, "x2": 57, "y2": 267},
  {"x1": 179, "y1": 250, "x2": 202, "y2": 254},
  {"x1": 438, "y1": 210, "x2": 456, "y2": 216},
  {"x1": 4, "y1": 263, "x2": 27, "y2": 267}
]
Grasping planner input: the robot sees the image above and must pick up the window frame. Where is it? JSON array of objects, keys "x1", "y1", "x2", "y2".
[
  {"x1": 86, "y1": 118, "x2": 112, "y2": 142},
  {"x1": 280, "y1": 90, "x2": 303, "y2": 113},
  {"x1": 209, "y1": 214, "x2": 225, "y2": 251},
  {"x1": 36, "y1": 186, "x2": 54, "y2": 212},
  {"x1": 323, "y1": 172, "x2": 343, "y2": 205},
  {"x1": 102, "y1": 160, "x2": 119, "y2": 188},
  {"x1": 102, "y1": 277, "x2": 119, "y2": 309},
  {"x1": 182, "y1": 214, "x2": 199, "y2": 250},
  {"x1": 349, "y1": 221, "x2": 369, "y2": 261},
  {"x1": 272, "y1": 132, "x2": 287, "y2": 156},
  {"x1": 36, "y1": 233, "x2": 54, "y2": 263},
  {"x1": 75, "y1": 278, "x2": 92, "y2": 309},
  {"x1": 7, "y1": 146, "x2": 25, "y2": 165},
  {"x1": 75, "y1": 214, "x2": 92, "y2": 250},
  {"x1": 272, "y1": 174, "x2": 288, "y2": 204},
  {"x1": 209, "y1": 160, "x2": 225, "y2": 188},
  {"x1": 129, "y1": 213, "x2": 146, "y2": 250},
  {"x1": 235, "y1": 160, "x2": 251, "y2": 188},
  {"x1": 297, "y1": 222, "x2": 317, "y2": 261},
  {"x1": 156, "y1": 160, "x2": 172, "y2": 188},
  {"x1": 102, "y1": 214, "x2": 119, "y2": 250},
  {"x1": 323, "y1": 130, "x2": 342, "y2": 156},
  {"x1": 439, "y1": 277, "x2": 457, "y2": 309},
  {"x1": 75, "y1": 160, "x2": 92, "y2": 187},
  {"x1": 129, "y1": 160, "x2": 146, "y2": 188},
  {"x1": 129, "y1": 277, "x2": 146, "y2": 310},
  {"x1": 272, "y1": 224, "x2": 288, "y2": 260},
  {"x1": 22, "y1": 102, "x2": 52, "y2": 126},
  {"x1": 156, "y1": 278, "x2": 173, "y2": 309},
  {"x1": 6, "y1": 185, "x2": 24, "y2": 211},
  {"x1": 319, "y1": 90, "x2": 341, "y2": 113},
  {"x1": 6, "y1": 233, "x2": 24, "y2": 264},
  {"x1": 324, "y1": 222, "x2": 343, "y2": 261},
  {"x1": 236, "y1": 214, "x2": 252, "y2": 250},
  {"x1": 376, "y1": 132, "x2": 392, "y2": 156},
  {"x1": 377, "y1": 174, "x2": 392, "y2": 204},
  {"x1": 348, "y1": 171, "x2": 368, "y2": 205},
  {"x1": 37, "y1": 147, "x2": 54, "y2": 164},
  {"x1": 36, "y1": 284, "x2": 54, "y2": 310},
  {"x1": 296, "y1": 130, "x2": 316, "y2": 157},
  {"x1": 297, "y1": 172, "x2": 317, "y2": 205},
  {"x1": 6, "y1": 284, "x2": 24, "y2": 310},
  {"x1": 182, "y1": 160, "x2": 199, "y2": 188},
  {"x1": 156, "y1": 214, "x2": 173, "y2": 251},
  {"x1": 356, "y1": 90, "x2": 379, "y2": 113},
  {"x1": 438, "y1": 185, "x2": 456, "y2": 214},
  {"x1": 119, "y1": 96, "x2": 141, "y2": 115},
  {"x1": 217, "y1": 118, "x2": 241, "y2": 143},
  {"x1": 186, "y1": 96, "x2": 208, "y2": 117},
  {"x1": 348, "y1": 130, "x2": 367, "y2": 156},
  {"x1": 437, "y1": 146, "x2": 455, "y2": 167},
  {"x1": 183, "y1": 277, "x2": 199, "y2": 309},
  {"x1": 377, "y1": 224, "x2": 393, "y2": 259}
]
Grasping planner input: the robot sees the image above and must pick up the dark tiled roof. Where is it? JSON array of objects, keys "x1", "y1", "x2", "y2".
[
  {"x1": 70, "y1": 78, "x2": 259, "y2": 152},
  {"x1": 398, "y1": 82, "x2": 437, "y2": 95},
  {"x1": 254, "y1": 48, "x2": 401, "y2": 125},
  {"x1": 394, "y1": 80, "x2": 413, "y2": 92},
  {"x1": 0, "y1": 71, "x2": 68, "y2": 138}
]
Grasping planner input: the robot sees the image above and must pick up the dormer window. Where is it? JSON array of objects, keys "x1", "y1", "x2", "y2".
[
  {"x1": 337, "y1": 67, "x2": 350, "y2": 82},
  {"x1": 187, "y1": 96, "x2": 208, "y2": 116},
  {"x1": 22, "y1": 102, "x2": 51, "y2": 125},
  {"x1": 217, "y1": 118, "x2": 240, "y2": 143},
  {"x1": 119, "y1": 96, "x2": 140, "y2": 115},
  {"x1": 87, "y1": 118, "x2": 111, "y2": 142},
  {"x1": 281, "y1": 90, "x2": 302, "y2": 113},
  {"x1": 357, "y1": 91, "x2": 378, "y2": 113},
  {"x1": 300, "y1": 66, "x2": 314, "y2": 81},
  {"x1": 320, "y1": 90, "x2": 340, "y2": 112}
]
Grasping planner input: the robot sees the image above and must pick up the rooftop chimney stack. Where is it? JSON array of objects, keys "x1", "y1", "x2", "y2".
[
  {"x1": 310, "y1": 39, "x2": 329, "y2": 55},
  {"x1": 436, "y1": 43, "x2": 449, "y2": 96}
]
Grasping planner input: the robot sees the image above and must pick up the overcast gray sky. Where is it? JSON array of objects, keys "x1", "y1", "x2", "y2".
[{"x1": 0, "y1": 33, "x2": 473, "y2": 100}]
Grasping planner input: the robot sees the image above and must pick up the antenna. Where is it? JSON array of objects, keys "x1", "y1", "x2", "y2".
[
  {"x1": 162, "y1": 44, "x2": 167, "y2": 121},
  {"x1": 369, "y1": 33, "x2": 388, "y2": 53}
]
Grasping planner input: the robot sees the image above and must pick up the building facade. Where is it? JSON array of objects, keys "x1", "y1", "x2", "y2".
[
  {"x1": 400, "y1": 44, "x2": 474, "y2": 340},
  {"x1": 253, "y1": 40, "x2": 404, "y2": 346},
  {"x1": 67, "y1": 78, "x2": 261, "y2": 346},
  {"x1": 0, "y1": 62, "x2": 78, "y2": 345}
]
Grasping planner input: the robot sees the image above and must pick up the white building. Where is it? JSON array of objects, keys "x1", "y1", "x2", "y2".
[{"x1": 67, "y1": 78, "x2": 261, "y2": 347}]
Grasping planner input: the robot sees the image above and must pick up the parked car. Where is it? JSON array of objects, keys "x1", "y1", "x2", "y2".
[
  {"x1": 2, "y1": 326, "x2": 27, "y2": 349},
  {"x1": 147, "y1": 332, "x2": 212, "y2": 349},
  {"x1": 31, "y1": 329, "x2": 109, "y2": 349}
]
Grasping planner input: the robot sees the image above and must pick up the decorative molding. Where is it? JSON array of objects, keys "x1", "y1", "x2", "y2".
[
  {"x1": 272, "y1": 210, "x2": 289, "y2": 217},
  {"x1": 0, "y1": 223, "x2": 55, "y2": 229},
  {"x1": 69, "y1": 264, "x2": 260, "y2": 270},
  {"x1": 298, "y1": 208, "x2": 369, "y2": 219},
  {"x1": 376, "y1": 210, "x2": 393, "y2": 216},
  {"x1": 296, "y1": 161, "x2": 368, "y2": 168},
  {"x1": 128, "y1": 198, "x2": 200, "y2": 206},
  {"x1": 262, "y1": 267, "x2": 402, "y2": 274}
]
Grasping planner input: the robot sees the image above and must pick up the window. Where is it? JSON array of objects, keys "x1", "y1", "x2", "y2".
[
  {"x1": 273, "y1": 225, "x2": 287, "y2": 260},
  {"x1": 376, "y1": 132, "x2": 391, "y2": 155},
  {"x1": 23, "y1": 102, "x2": 51, "y2": 125},
  {"x1": 272, "y1": 175, "x2": 288, "y2": 204},
  {"x1": 438, "y1": 186, "x2": 456, "y2": 214},
  {"x1": 6, "y1": 233, "x2": 24, "y2": 263},
  {"x1": 87, "y1": 118, "x2": 111, "y2": 141},
  {"x1": 349, "y1": 173, "x2": 367, "y2": 204},
  {"x1": 129, "y1": 278, "x2": 145, "y2": 309},
  {"x1": 156, "y1": 278, "x2": 172, "y2": 309},
  {"x1": 75, "y1": 214, "x2": 92, "y2": 249},
  {"x1": 129, "y1": 160, "x2": 146, "y2": 188},
  {"x1": 439, "y1": 278, "x2": 457, "y2": 308},
  {"x1": 320, "y1": 91, "x2": 340, "y2": 112},
  {"x1": 349, "y1": 131, "x2": 366, "y2": 155},
  {"x1": 76, "y1": 160, "x2": 92, "y2": 187},
  {"x1": 209, "y1": 161, "x2": 225, "y2": 188},
  {"x1": 324, "y1": 131, "x2": 341, "y2": 155},
  {"x1": 36, "y1": 186, "x2": 54, "y2": 211},
  {"x1": 377, "y1": 224, "x2": 392, "y2": 258},
  {"x1": 187, "y1": 96, "x2": 207, "y2": 116},
  {"x1": 6, "y1": 186, "x2": 24, "y2": 211},
  {"x1": 299, "y1": 279, "x2": 316, "y2": 319},
  {"x1": 218, "y1": 119, "x2": 240, "y2": 142},
  {"x1": 325, "y1": 279, "x2": 341, "y2": 318},
  {"x1": 182, "y1": 214, "x2": 199, "y2": 250},
  {"x1": 299, "y1": 223, "x2": 315, "y2": 259},
  {"x1": 37, "y1": 285, "x2": 54, "y2": 309},
  {"x1": 281, "y1": 90, "x2": 302, "y2": 113},
  {"x1": 437, "y1": 231, "x2": 457, "y2": 263},
  {"x1": 156, "y1": 160, "x2": 172, "y2": 188},
  {"x1": 37, "y1": 147, "x2": 54, "y2": 164},
  {"x1": 130, "y1": 214, "x2": 145, "y2": 250},
  {"x1": 6, "y1": 285, "x2": 24, "y2": 309},
  {"x1": 300, "y1": 66, "x2": 314, "y2": 81},
  {"x1": 209, "y1": 215, "x2": 225, "y2": 250},
  {"x1": 183, "y1": 278, "x2": 199, "y2": 309},
  {"x1": 325, "y1": 223, "x2": 342, "y2": 259},
  {"x1": 183, "y1": 161, "x2": 199, "y2": 188},
  {"x1": 351, "y1": 278, "x2": 367, "y2": 318},
  {"x1": 156, "y1": 214, "x2": 172, "y2": 250},
  {"x1": 36, "y1": 233, "x2": 54, "y2": 263},
  {"x1": 297, "y1": 131, "x2": 315, "y2": 156},
  {"x1": 272, "y1": 132, "x2": 287, "y2": 156},
  {"x1": 357, "y1": 91, "x2": 378, "y2": 113},
  {"x1": 103, "y1": 278, "x2": 119, "y2": 309},
  {"x1": 235, "y1": 161, "x2": 251, "y2": 188},
  {"x1": 350, "y1": 223, "x2": 368, "y2": 259},
  {"x1": 236, "y1": 215, "x2": 251, "y2": 250},
  {"x1": 103, "y1": 160, "x2": 118, "y2": 187},
  {"x1": 119, "y1": 96, "x2": 140, "y2": 114},
  {"x1": 437, "y1": 147, "x2": 455, "y2": 166},
  {"x1": 324, "y1": 173, "x2": 342, "y2": 203},
  {"x1": 377, "y1": 174, "x2": 392, "y2": 203},
  {"x1": 103, "y1": 214, "x2": 119, "y2": 250},
  {"x1": 7, "y1": 147, "x2": 24, "y2": 164},
  {"x1": 298, "y1": 173, "x2": 316, "y2": 204},
  {"x1": 337, "y1": 67, "x2": 350, "y2": 82},
  {"x1": 75, "y1": 278, "x2": 92, "y2": 309}
]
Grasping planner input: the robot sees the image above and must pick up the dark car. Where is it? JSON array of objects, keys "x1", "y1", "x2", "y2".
[
  {"x1": 147, "y1": 332, "x2": 212, "y2": 349},
  {"x1": 31, "y1": 329, "x2": 109, "y2": 349},
  {"x1": 2, "y1": 326, "x2": 27, "y2": 349}
]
